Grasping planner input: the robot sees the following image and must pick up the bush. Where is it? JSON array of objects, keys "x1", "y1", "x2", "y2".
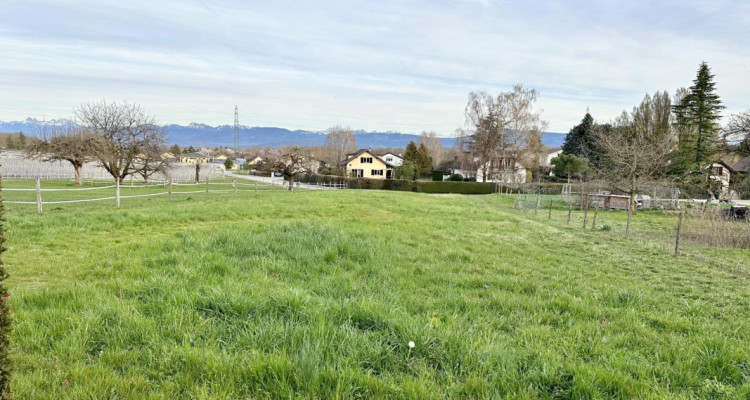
[
  {"x1": 419, "y1": 181, "x2": 493, "y2": 194},
  {"x1": 448, "y1": 174, "x2": 463, "y2": 182},
  {"x1": 431, "y1": 171, "x2": 444, "y2": 181}
]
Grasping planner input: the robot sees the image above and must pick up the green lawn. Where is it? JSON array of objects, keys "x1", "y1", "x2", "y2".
[{"x1": 4, "y1": 188, "x2": 750, "y2": 399}]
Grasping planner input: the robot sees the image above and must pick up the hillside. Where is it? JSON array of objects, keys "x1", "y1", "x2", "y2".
[
  {"x1": 0, "y1": 119, "x2": 567, "y2": 149},
  {"x1": 5, "y1": 186, "x2": 749, "y2": 398}
]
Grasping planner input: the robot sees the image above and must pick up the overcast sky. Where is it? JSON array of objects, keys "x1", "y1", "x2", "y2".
[{"x1": 1, "y1": 0, "x2": 748, "y2": 135}]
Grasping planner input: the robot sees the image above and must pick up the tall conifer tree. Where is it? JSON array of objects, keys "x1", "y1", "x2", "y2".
[{"x1": 672, "y1": 62, "x2": 724, "y2": 171}]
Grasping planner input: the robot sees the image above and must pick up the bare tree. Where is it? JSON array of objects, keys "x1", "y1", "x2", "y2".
[
  {"x1": 264, "y1": 146, "x2": 313, "y2": 190},
  {"x1": 723, "y1": 110, "x2": 750, "y2": 156},
  {"x1": 596, "y1": 91, "x2": 675, "y2": 213},
  {"x1": 134, "y1": 145, "x2": 172, "y2": 183},
  {"x1": 419, "y1": 131, "x2": 444, "y2": 169},
  {"x1": 27, "y1": 122, "x2": 95, "y2": 186},
  {"x1": 75, "y1": 101, "x2": 166, "y2": 183},
  {"x1": 464, "y1": 85, "x2": 547, "y2": 183},
  {"x1": 324, "y1": 126, "x2": 356, "y2": 165}
]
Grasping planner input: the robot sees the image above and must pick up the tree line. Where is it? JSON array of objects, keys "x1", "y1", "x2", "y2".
[{"x1": 555, "y1": 62, "x2": 750, "y2": 209}]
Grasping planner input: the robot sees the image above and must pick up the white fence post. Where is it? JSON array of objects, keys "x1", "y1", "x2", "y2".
[
  {"x1": 115, "y1": 179, "x2": 121, "y2": 207},
  {"x1": 36, "y1": 178, "x2": 43, "y2": 214},
  {"x1": 168, "y1": 178, "x2": 173, "y2": 201},
  {"x1": 233, "y1": 178, "x2": 237, "y2": 195}
]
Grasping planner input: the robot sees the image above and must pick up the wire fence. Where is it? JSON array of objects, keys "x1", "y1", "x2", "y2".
[{"x1": 506, "y1": 191, "x2": 750, "y2": 256}]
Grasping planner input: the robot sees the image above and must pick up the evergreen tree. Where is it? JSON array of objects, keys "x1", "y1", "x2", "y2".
[
  {"x1": 562, "y1": 113, "x2": 594, "y2": 157},
  {"x1": 0, "y1": 170, "x2": 11, "y2": 398},
  {"x1": 416, "y1": 143, "x2": 433, "y2": 177},
  {"x1": 169, "y1": 144, "x2": 181, "y2": 155},
  {"x1": 4, "y1": 137, "x2": 14, "y2": 150},
  {"x1": 399, "y1": 141, "x2": 421, "y2": 180},
  {"x1": 17, "y1": 133, "x2": 26, "y2": 149},
  {"x1": 673, "y1": 61, "x2": 724, "y2": 172}
]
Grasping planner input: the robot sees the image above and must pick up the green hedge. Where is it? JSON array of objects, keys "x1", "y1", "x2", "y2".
[{"x1": 420, "y1": 181, "x2": 494, "y2": 194}]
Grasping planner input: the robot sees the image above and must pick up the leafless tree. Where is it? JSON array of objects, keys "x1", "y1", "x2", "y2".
[
  {"x1": 419, "y1": 131, "x2": 444, "y2": 169},
  {"x1": 75, "y1": 101, "x2": 166, "y2": 183},
  {"x1": 596, "y1": 91, "x2": 675, "y2": 213},
  {"x1": 464, "y1": 85, "x2": 547, "y2": 182},
  {"x1": 134, "y1": 145, "x2": 172, "y2": 183},
  {"x1": 27, "y1": 122, "x2": 95, "y2": 186},
  {"x1": 723, "y1": 110, "x2": 750, "y2": 156},
  {"x1": 324, "y1": 126, "x2": 356, "y2": 165},
  {"x1": 264, "y1": 146, "x2": 314, "y2": 190}
]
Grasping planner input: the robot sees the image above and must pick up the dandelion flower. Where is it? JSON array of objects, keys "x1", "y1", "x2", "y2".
[{"x1": 408, "y1": 341, "x2": 415, "y2": 349}]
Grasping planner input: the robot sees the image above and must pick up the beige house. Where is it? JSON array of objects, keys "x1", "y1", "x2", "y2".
[
  {"x1": 340, "y1": 149, "x2": 396, "y2": 180},
  {"x1": 708, "y1": 161, "x2": 734, "y2": 195},
  {"x1": 180, "y1": 152, "x2": 211, "y2": 164}
]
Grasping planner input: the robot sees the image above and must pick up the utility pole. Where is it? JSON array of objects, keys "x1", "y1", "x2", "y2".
[{"x1": 233, "y1": 105, "x2": 240, "y2": 151}]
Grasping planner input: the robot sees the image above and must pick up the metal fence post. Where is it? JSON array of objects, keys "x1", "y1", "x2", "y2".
[
  {"x1": 36, "y1": 178, "x2": 43, "y2": 214},
  {"x1": 674, "y1": 212, "x2": 683, "y2": 256}
]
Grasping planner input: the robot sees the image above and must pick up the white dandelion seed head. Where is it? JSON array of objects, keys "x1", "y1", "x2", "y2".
[{"x1": 408, "y1": 341, "x2": 415, "y2": 349}]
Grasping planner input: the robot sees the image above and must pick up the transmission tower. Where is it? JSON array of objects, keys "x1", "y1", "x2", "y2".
[{"x1": 233, "y1": 105, "x2": 240, "y2": 150}]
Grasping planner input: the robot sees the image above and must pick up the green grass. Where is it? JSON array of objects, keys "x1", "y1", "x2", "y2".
[{"x1": 4, "y1": 188, "x2": 750, "y2": 399}]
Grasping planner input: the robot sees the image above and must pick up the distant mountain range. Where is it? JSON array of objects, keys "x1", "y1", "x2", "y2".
[{"x1": 0, "y1": 118, "x2": 567, "y2": 149}]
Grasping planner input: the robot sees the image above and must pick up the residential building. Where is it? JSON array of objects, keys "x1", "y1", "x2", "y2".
[
  {"x1": 381, "y1": 152, "x2": 403, "y2": 167},
  {"x1": 340, "y1": 149, "x2": 396, "y2": 179},
  {"x1": 476, "y1": 157, "x2": 527, "y2": 184},
  {"x1": 180, "y1": 152, "x2": 211, "y2": 164}
]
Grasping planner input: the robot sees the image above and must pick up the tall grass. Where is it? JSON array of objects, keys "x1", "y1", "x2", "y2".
[{"x1": 4, "y1": 190, "x2": 750, "y2": 398}]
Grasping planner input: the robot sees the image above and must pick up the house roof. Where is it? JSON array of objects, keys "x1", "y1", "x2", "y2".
[
  {"x1": 181, "y1": 152, "x2": 210, "y2": 158},
  {"x1": 546, "y1": 147, "x2": 563, "y2": 154},
  {"x1": 732, "y1": 156, "x2": 750, "y2": 173},
  {"x1": 339, "y1": 149, "x2": 397, "y2": 168},
  {"x1": 708, "y1": 160, "x2": 735, "y2": 173}
]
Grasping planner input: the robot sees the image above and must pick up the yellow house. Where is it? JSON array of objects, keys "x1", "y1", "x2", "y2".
[
  {"x1": 161, "y1": 152, "x2": 177, "y2": 160},
  {"x1": 180, "y1": 152, "x2": 211, "y2": 163},
  {"x1": 340, "y1": 149, "x2": 396, "y2": 180},
  {"x1": 215, "y1": 155, "x2": 228, "y2": 161}
]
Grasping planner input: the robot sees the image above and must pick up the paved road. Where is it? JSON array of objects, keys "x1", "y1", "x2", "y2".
[{"x1": 225, "y1": 172, "x2": 345, "y2": 191}]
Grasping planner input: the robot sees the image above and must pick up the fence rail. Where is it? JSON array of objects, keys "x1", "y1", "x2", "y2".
[{"x1": 3, "y1": 177, "x2": 289, "y2": 213}]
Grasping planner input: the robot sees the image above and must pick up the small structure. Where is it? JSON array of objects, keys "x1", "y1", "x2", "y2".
[
  {"x1": 731, "y1": 156, "x2": 750, "y2": 174},
  {"x1": 541, "y1": 147, "x2": 563, "y2": 167},
  {"x1": 340, "y1": 149, "x2": 396, "y2": 179},
  {"x1": 589, "y1": 194, "x2": 631, "y2": 210}
]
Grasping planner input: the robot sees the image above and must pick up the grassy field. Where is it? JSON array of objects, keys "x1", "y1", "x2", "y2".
[{"x1": 4, "y1": 186, "x2": 750, "y2": 399}]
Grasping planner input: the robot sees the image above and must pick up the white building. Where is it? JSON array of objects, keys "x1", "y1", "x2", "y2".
[{"x1": 380, "y1": 152, "x2": 403, "y2": 167}]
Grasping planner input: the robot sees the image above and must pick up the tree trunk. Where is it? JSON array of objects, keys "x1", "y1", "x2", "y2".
[
  {"x1": 74, "y1": 164, "x2": 83, "y2": 186},
  {"x1": 629, "y1": 175, "x2": 637, "y2": 215},
  {"x1": 288, "y1": 174, "x2": 294, "y2": 191}
]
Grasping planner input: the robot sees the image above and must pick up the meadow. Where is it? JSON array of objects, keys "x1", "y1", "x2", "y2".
[{"x1": 4, "y1": 184, "x2": 750, "y2": 399}]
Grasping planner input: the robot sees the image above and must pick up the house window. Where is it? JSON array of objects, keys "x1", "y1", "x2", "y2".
[
  {"x1": 713, "y1": 166, "x2": 723, "y2": 176},
  {"x1": 386, "y1": 157, "x2": 392, "y2": 162},
  {"x1": 371, "y1": 169, "x2": 383, "y2": 176},
  {"x1": 360, "y1": 157, "x2": 373, "y2": 163}
]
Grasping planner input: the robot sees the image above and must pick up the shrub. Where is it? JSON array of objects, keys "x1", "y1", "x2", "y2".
[
  {"x1": 419, "y1": 181, "x2": 493, "y2": 194},
  {"x1": 431, "y1": 171, "x2": 444, "y2": 181},
  {"x1": 448, "y1": 174, "x2": 463, "y2": 182}
]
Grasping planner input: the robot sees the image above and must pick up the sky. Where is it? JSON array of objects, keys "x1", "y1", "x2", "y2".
[{"x1": 1, "y1": 0, "x2": 749, "y2": 135}]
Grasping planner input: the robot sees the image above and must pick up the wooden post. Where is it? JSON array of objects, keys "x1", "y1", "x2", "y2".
[
  {"x1": 626, "y1": 209, "x2": 632, "y2": 239},
  {"x1": 115, "y1": 178, "x2": 120, "y2": 207},
  {"x1": 168, "y1": 178, "x2": 173, "y2": 201},
  {"x1": 674, "y1": 212, "x2": 683, "y2": 256},
  {"x1": 535, "y1": 195, "x2": 541, "y2": 215},
  {"x1": 592, "y1": 206, "x2": 599, "y2": 229},
  {"x1": 548, "y1": 200, "x2": 553, "y2": 219},
  {"x1": 35, "y1": 178, "x2": 43, "y2": 214},
  {"x1": 233, "y1": 178, "x2": 237, "y2": 195},
  {"x1": 206, "y1": 178, "x2": 209, "y2": 194},
  {"x1": 130, "y1": 175, "x2": 134, "y2": 187},
  {"x1": 583, "y1": 196, "x2": 589, "y2": 229},
  {"x1": 567, "y1": 202, "x2": 572, "y2": 224}
]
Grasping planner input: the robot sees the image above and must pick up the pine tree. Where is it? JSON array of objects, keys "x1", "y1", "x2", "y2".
[
  {"x1": 673, "y1": 61, "x2": 724, "y2": 172},
  {"x1": 562, "y1": 113, "x2": 594, "y2": 157},
  {"x1": 416, "y1": 143, "x2": 432, "y2": 177},
  {"x1": 0, "y1": 171, "x2": 11, "y2": 398}
]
